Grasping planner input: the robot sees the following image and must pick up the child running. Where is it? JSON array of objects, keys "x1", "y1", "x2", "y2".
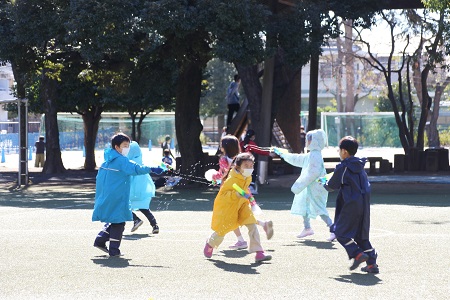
[
  {"x1": 323, "y1": 136, "x2": 378, "y2": 273},
  {"x1": 204, "y1": 152, "x2": 272, "y2": 262},
  {"x1": 92, "y1": 133, "x2": 164, "y2": 257},
  {"x1": 127, "y1": 141, "x2": 160, "y2": 234},
  {"x1": 276, "y1": 129, "x2": 334, "y2": 241},
  {"x1": 212, "y1": 135, "x2": 273, "y2": 249}
]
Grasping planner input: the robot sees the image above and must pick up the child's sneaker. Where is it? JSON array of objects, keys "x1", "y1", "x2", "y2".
[
  {"x1": 361, "y1": 264, "x2": 379, "y2": 274},
  {"x1": 263, "y1": 221, "x2": 274, "y2": 240},
  {"x1": 93, "y1": 243, "x2": 108, "y2": 254},
  {"x1": 255, "y1": 251, "x2": 272, "y2": 262},
  {"x1": 228, "y1": 240, "x2": 248, "y2": 249},
  {"x1": 326, "y1": 232, "x2": 336, "y2": 242},
  {"x1": 152, "y1": 225, "x2": 159, "y2": 234},
  {"x1": 131, "y1": 219, "x2": 143, "y2": 232},
  {"x1": 297, "y1": 228, "x2": 314, "y2": 238},
  {"x1": 109, "y1": 253, "x2": 124, "y2": 257},
  {"x1": 350, "y1": 252, "x2": 369, "y2": 270},
  {"x1": 204, "y1": 242, "x2": 214, "y2": 258}
]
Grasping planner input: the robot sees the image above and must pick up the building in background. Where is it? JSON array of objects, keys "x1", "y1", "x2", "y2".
[{"x1": 0, "y1": 63, "x2": 15, "y2": 123}]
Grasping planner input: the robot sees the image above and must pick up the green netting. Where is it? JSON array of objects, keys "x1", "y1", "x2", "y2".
[
  {"x1": 321, "y1": 112, "x2": 402, "y2": 147},
  {"x1": 42, "y1": 113, "x2": 175, "y2": 149}
]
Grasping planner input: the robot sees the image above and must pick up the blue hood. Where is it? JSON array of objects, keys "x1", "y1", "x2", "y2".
[
  {"x1": 103, "y1": 147, "x2": 122, "y2": 163},
  {"x1": 127, "y1": 141, "x2": 143, "y2": 164},
  {"x1": 341, "y1": 156, "x2": 367, "y2": 173}
]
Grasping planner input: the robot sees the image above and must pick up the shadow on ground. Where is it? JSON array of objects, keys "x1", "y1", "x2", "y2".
[{"x1": 332, "y1": 273, "x2": 383, "y2": 286}]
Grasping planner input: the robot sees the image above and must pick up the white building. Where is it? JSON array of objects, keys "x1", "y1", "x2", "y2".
[{"x1": 0, "y1": 63, "x2": 15, "y2": 121}]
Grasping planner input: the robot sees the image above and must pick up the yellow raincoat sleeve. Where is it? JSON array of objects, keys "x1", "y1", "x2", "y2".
[{"x1": 210, "y1": 169, "x2": 256, "y2": 236}]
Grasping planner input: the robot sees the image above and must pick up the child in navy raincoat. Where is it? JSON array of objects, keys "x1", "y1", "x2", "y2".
[
  {"x1": 92, "y1": 133, "x2": 164, "y2": 257},
  {"x1": 323, "y1": 136, "x2": 378, "y2": 273}
]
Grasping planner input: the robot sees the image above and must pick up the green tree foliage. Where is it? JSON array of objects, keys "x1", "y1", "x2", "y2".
[{"x1": 200, "y1": 59, "x2": 236, "y2": 118}]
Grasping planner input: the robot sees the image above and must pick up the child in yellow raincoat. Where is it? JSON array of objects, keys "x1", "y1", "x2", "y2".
[{"x1": 203, "y1": 152, "x2": 272, "y2": 263}]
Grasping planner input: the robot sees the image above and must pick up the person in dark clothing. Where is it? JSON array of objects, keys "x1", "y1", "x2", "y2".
[
  {"x1": 161, "y1": 135, "x2": 175, "y2": 159},
  {"x1": 34, "y1": 136, "x2": 46, "y2": 167},
  {"x1": 299, "y1": 126, "x2": 306, "y2": 153},
  {"x1": 226, "y1": 74, "x2": 241, "y2": 127},
  {"x1": 323, "y1": 136, "x2": 378, "y2": 273}
]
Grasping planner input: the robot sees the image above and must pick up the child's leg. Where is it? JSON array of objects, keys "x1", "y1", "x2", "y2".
[
  {"x1": 132, "y1": 212, "x2": 141, "y2": 222},
  {"x1": 229, "y1": 227, "x2": 247, "y2": 249},
  {"x1": 303, "y1": 215, "x2": 311, "y2": 229},
  {"x1": 297, "y1": 215, "x2": 314, "y2": 238},
  {"x1": 233, "y1": 228, "x2": 245, "y2": 241},
  {"x1": 139, "y1": 209, "x2": 157, "y2": 227},
  {"x1": 336, "y1": 236, "x2": 362, "y2": 259},
  {"x1": 245, "y1": 223, "x2": 272, "y2": 262},
  {"x1": 204, "y1": 232, "x2": 224, "y2": 258},
  {"x1": 336, "y1": 235, "x2": 370, "y2": 270},
  {"x1": 320, "y1": 214, "x2": 333, "y2": 227},
  {"x1": 257, "y1": 219, "x2": 274, "y2": 240},
  {"x1": 355, "y1": 238, "x2": 377, "y2": 265},
  {"x1": 94, "y1": 223, "x2": 111, "y2": 247},
  {"x1": 109, "y1": 222, "x2": 125, "y2": 256},
  {"x1": 244, "y1": 223, "x2": 264, "y2": 253},
  {"x1": 207, "y1": 232, "x2": 224, "y2": 248}
]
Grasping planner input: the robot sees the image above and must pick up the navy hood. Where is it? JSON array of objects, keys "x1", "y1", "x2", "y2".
[{"x1": 341, "y1": 156, "x2": 367, "y2": 173}]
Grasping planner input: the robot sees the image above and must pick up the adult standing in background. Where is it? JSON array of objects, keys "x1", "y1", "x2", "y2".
[
  {"x1": 226, "y1": 74, "x2": 241, "y2": 127},
  {"x1": 299, "y1": 126, "x2": 306, "y2": 153},
  {"x1": 34, "y1": 136, "x2": 46, "y2": 168}
]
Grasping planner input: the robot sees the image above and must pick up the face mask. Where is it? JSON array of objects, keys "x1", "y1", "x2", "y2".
[
  {"x1": 121, "y1": 147, "x2": 130, "y2": 157},
  {"x1": 241, "y1": 168, "x2": 253, "y2": 178}
]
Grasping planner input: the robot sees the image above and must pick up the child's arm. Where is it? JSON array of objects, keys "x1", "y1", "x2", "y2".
[
  {"x1": 212, "y1": 157, "x2": 230, "y2": 181},
  {"x1": 291, "y1": 152, "x2": 324, "y2": 194},
  {"x1": 280, "y1": 152, "x2": 308, "y2": 168},
  {"x1": 323, "y1": 164, "x2": 345, "y2": 191},
  {"x1": 120, "y1": 157, "x2": 164, "y2": 176},
  {"x1": 243, "y1": 142, "x2": 271, "y2": 156}
]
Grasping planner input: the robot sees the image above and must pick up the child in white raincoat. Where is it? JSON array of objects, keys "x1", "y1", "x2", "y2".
[{"x1": 278, "y1": 129, "x2": 334, "y2": 241}]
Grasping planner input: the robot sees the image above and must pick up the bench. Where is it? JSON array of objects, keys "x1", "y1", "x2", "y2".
[
  {"x1": 324, "y1": 156, "x2": 391, "y2": 174},
  {"x1": 271, "y1": 155, "x2": 392, "y2": 174}
]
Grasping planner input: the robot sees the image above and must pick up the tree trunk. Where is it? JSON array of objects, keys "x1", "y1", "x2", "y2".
[
  {"x1": 40, "y1": 72, "x2": 65, "y2": 174},
  {"x1": 308, "y1": 52, "x2": 319, "y2": 131},
  {"x1": 82, "y1": 106, "x2": 102, "y2": 171},
  {"x1": 344, "y1": 19, "x2": 355, "y2": 113},
  {"x1": 417, "y1": 67, "x2": 431, "y2": 150},
  {"x1": 129, "y1": 112, "x2": 137, "y2": 142},
  {"x1": 175, "y1": 61, "x2": 204, "y2": 178},
  {"x1": 136, "y1": 113, "x2": 146, "y2": 144},
  {"x1": 234, "y1": 63, "x2": 263, "y2": 133},
  {"x1": 427, "y1": 82, "x2": 448, "y2": 147},
  {"x1": 336, "y1": 37, "x2": 344, "y2": 112},
  {"x1": 273, "y1": 52, "x2": 302, "y2": 153}
]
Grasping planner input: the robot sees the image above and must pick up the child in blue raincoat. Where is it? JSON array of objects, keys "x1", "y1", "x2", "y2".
[
  {"x1": 277, "y1": 129, "x2": 334, "y2": 241},
  {"x1": 92, "y1": 133, "x2": 164, "y2": 257},
  {"x1": 127, "y1": 141, "x2": 160, "y2": 234}
]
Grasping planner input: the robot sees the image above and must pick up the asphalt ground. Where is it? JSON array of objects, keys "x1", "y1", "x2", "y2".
[{"x1": 0, "y1": 171, "x2": 449, "y2": 300}]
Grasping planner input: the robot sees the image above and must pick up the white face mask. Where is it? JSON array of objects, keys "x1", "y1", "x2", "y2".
[
  {"x1": 121, "y1": 147, "x2": 130, "y2": 157},
  {"x1": 241, "y1": 168, "x2": 254, "y2": 178}
]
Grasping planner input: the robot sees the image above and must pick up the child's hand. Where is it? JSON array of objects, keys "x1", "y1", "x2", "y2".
[
  {"x1": 273, "y1": 147, "x2": 288, "y2": 157},
  {"x1": 150, "y1": 166, "x2": 164, "y2": 175}
]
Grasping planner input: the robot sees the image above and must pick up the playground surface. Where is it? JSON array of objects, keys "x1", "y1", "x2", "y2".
[{"x1": 0, "y1": 147, "x2": 449, "y2": 299}]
